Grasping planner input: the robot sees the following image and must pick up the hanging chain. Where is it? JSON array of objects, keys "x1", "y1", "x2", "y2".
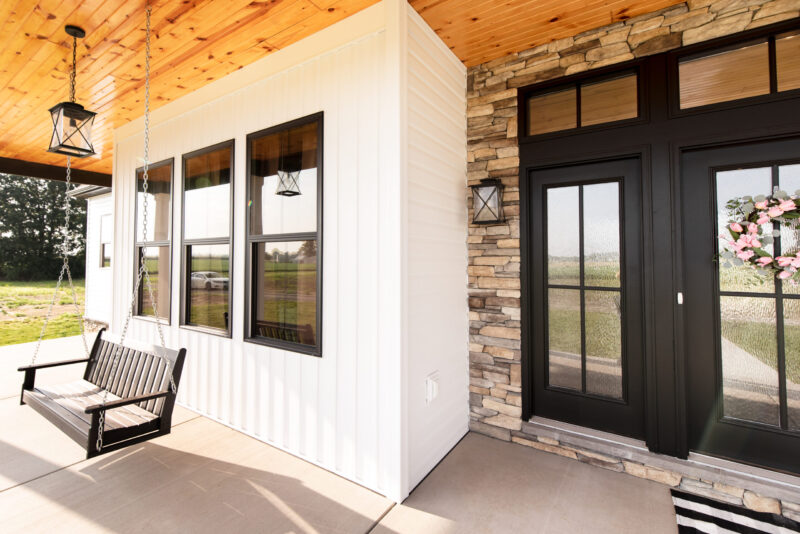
[
  {"x1": 98, "y1": 5, "x2": 175, "y2": 451},
  {"x1": 31, "y1": 157, "x2": 90, "y2": 367},
  {"x1": 70, "y1": 34, "x2": 77, "y2": 103}
]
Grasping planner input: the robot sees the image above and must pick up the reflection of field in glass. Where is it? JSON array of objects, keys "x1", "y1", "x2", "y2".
[
  {"x1": 188, "y1": 254, "x2": 229, "y2": 330},
  {"x1": 138, "y1": 255, "x2": 169, "y2": 318},
  {"x1": 260, "y1": 261, "x2": 316, "y2": 344},
  {"x1": 547, "y1": 288, "x2": 621, "y2": 359},
  {"x1": 548, "y1": 259, "x2": 620, "y2": 287}
]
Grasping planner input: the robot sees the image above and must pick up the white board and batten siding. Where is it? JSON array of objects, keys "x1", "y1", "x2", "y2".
[
  {"x1": 111, "y1": 0, "x2": 467, "y2": 501},
  {"x1": 405, "y1": 4, "x2": 469, "y2": 491},
  {"x1": 84, "y1": 195, "x2": 113, "y2": 324}
]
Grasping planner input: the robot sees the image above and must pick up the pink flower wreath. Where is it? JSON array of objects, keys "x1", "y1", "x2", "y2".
[{"x1": 720, "y1": 191, "x2": 800, "y2": 281}]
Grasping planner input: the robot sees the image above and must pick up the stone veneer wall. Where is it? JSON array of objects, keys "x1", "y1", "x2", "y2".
[{"x1": 466, "y1": 0, "x2": 800, "y2": 518}]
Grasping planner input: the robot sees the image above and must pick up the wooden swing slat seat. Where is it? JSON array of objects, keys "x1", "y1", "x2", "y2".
[{"x1": 18, "y1": 329, "x2": 186, "y2": 458}]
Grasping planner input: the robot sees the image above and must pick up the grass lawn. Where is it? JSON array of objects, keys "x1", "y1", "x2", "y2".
[{"x1": 0, "y1": 280, "x2": 86, "y2": 346}]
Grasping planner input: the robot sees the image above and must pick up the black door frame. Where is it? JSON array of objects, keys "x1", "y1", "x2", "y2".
[
  {"x1": 681, "y1": 139, "x2": 800, "y2": 474},
  {"x1": 528, "y1": 158, "x2": 646, "y2": 439},
  {"x1": 518, "y1": 18, "x2": 800, "y2": 460}
]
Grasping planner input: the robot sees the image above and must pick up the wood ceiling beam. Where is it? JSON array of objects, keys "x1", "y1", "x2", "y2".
[{"x1": 0, "y1": 157, "x2": 112, "y2": 187}]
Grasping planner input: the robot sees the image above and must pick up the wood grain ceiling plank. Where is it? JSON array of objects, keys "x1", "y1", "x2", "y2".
[
  {"x1": 253, "y1": 0, "x2": 376, "y2": 50},
  {"x1": 0, "y1": 0, "x2": 78, "y2": 93},
  {"x1": 0, "y1": 1, "x2": 131, "y2": 127}
]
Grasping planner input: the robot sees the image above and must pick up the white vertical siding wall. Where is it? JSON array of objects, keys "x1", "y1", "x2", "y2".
[
  {"x1": 109, "y1": 0, "x2": 467, "y2": 501},
  {"x1": 404, "y1": 4, "x2": 469, "y2": 492},
  {"x1": 84, "y1": 194, "x2": 113, "y2": 324},
  {"x1": 111, "y1": 3, "x2": 404, "y2": 498}
]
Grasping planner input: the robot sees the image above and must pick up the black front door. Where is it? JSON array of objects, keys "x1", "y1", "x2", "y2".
[
  {"x1": 682, "y1": 138, "x2": 800, "y2": 473},
  {"x1": 528, "y1": 158, "x2": 645, "y2": 439}
]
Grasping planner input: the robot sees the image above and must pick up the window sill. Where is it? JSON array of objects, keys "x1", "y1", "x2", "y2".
[
  {"x1": 244, "y1": 335, "x2": 321, "y2": 357},
  {"x1": 179, "y1": 323, "x2": 231, "y2": 339},
  {"x1": 134, "y1": 314, "x2": 170, "y2": 326}
]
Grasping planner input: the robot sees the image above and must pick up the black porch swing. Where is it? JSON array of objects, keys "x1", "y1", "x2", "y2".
[{"x1": 18, "y1": 9, "x2": 187, "y2": 458}]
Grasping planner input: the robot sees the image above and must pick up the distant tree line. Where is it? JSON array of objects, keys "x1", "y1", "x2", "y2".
[{"x1": 0, "y1": 174, "x2": 86, "y2": 280}]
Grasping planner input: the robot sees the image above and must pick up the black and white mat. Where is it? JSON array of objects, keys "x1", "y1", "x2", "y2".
[{"x1": 672, "y1": 489, "x2": 800, "y2": 533}]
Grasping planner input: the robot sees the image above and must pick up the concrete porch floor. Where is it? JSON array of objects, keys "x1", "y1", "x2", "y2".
[{"x1": 1, "y1": 337, "x2": 678, "y2": 533}]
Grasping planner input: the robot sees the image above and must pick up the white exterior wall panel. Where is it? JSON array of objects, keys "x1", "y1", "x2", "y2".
[
  {"x1": 110, "y1": 0, "x2": 467, "y2": 501},
  {"x1": 112, "y1": 12, "x2": 401, "y2": 498},
  {"x1": 405, "y1": 5, "x2": 469, "y2": 491},
  {"x1": 83, "y1": 194, "x2": 113, "y2": 324}
]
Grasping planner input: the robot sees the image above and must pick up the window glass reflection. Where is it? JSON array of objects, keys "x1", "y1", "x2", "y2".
[
  {"x1": 187, "y1": 244, "x2": 230, "y2": 330},
  {"x1": 583, "y1": 182, "x2": 620, "y2": 288},
  {"x1": 716, "y1": 168, "x2": 773, "y2": 293},
  {"x1": 679, "y1": 42, "x2": 770, "y2": 109},
  {"x1": 547, "y1": 186, "x2": 580, "y2": 286},
  {"x1": 252, "y1": 240, "x2": 317, "y2": 347},
  {"x1": 137, "y1": 245, "x2": 170, "y2": 319},
  {"x1": 249, "y1": 121, "x2": 318, "y2": 235},
  {"x1": 184, "y1": 146, "x2": 231, "y2": 240},
  {"x1": 776, "y1": 31, "x2": 800, "y2": 93},
  {"x1": 136, "y1": 163, "x2": 172, "y2": 242},
  {"x1": 528, "y1": 87, "x2": 576, "y2": 136}
]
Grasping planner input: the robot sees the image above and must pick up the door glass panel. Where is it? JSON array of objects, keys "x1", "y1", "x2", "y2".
[
  {"x1": 716, "y1": 168, "x2": 773, "y2": 293},
  {"x1": 546, "y1": 179, "x2": 626, "y2": 400},
  {"x1": 779, "y1": 164, "x2": 800, "y2": 294},
  {"x1": 720, "y1": 296, "x2": 780, "y2": 426},
  {"x1": 547, "y1": 186, "x2": 580, "y2": 285},
  {"x1": 583, "y1": 182, "x2": 621, "y2": 288},
  {"x1": 528, "y1": 87, "x2": 577, "y2": 135},
  {"x1": 776, "y1": 31, "x2": 800, "y2": 93},
  {"x1": 548, "y1": 288, "x2": 582, "y2": 391},
  {"x1": 679, "y1": 42, "x2": 770, "y2": 109},
  {"x1": 585, "y1": 290, "x2": 623, "y2": 399},
  {"x1": 581, "y1": 74, "x2": 638, "y2": 127},
  {"x1": 784, "y1": 300, "x2": 800, "y2": 431}
]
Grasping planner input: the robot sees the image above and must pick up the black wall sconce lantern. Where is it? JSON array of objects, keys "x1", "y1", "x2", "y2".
[
  {"x1": 470, "y1": 178, "x2": 504, "y2": 224},
  {"x1": 48, "y1": 25, "x2": 96, "y2": 158}
]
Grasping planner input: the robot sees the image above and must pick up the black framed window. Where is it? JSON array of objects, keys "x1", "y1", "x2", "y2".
[
  {"x1": 134, "y1": 159, "x2": 173, "y2": 320},
  {"x1": 246, "y1": 113, "x2": 322, "y2": 356},
  {"x1": 99, "y1": 213, "x2": 112, "y2": 268},
  {"x1": 181, "y1": 141, "x2": 233, "y2": 335},
  {"x1": 678, "y1": 29, "x2": 800, "y2": 111},
  {"x1": 525, "y1": 70, "x2": 639, "y2": 137}
]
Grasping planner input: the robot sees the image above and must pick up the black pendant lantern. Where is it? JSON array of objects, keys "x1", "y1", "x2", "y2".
[
  {"x1": 470, "y1": 178, "x2": 504, "y2": 224},
  {"x1": 275, "y1": 132, "x2": 301, "y2": 197},
  {"x1": 48, "y1": 25, "x2": 96, "y2": 158}
]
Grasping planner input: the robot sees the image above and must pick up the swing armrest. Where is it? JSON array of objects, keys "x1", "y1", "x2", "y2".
[
  {"x1": 84, "y1": 390, "x2": 171, "y2": 414},
  {"x1": 18, "y1": 358, "x2": 90, "y2": 372}
]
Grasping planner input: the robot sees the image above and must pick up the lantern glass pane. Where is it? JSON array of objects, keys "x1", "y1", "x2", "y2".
[
  {"x1": 49, "y1": 103, "x2": 95, "y2": 156},
  {"x1": 473, "y1": 184, "x2": 501, "y2": 223}
]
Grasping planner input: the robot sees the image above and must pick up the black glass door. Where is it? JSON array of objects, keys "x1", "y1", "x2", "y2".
[
  {"x1": 682, "y1": 138, "x2": 800, "y2": 473},
  {"x1": 528, "y1": 158, "x2": 645, "y2": 439}
]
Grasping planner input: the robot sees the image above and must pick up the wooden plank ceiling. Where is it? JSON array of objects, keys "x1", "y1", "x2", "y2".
[{"x1": 1, "y1": 0, "x2": 682, "y2": 176}]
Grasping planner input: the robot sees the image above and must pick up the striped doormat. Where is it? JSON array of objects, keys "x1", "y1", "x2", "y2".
[{"x1": 672, "y1": 489, "x2": 800, "y2": 533}]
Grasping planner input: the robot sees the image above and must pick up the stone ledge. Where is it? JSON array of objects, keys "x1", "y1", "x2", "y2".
[{"x1": 517, "y1": 417, "x2": 800, "y2": 509}]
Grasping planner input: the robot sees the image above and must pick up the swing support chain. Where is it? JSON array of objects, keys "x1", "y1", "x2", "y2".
[
  {"x1": 93, "y1": 5, "x2": 176, "y2": 453},
  {"x1": 30, "y1": 156, "x2": 91, "y2": 368}
]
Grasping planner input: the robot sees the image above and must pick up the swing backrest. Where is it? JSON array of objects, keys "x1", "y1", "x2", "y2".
[{"x1": 84, "y1": 329, "x2": 185, "y2": 417}]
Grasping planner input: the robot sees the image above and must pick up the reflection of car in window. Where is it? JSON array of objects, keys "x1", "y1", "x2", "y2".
[{"x1": 191, "y1": 271, "x2": 229, "y2": 290}]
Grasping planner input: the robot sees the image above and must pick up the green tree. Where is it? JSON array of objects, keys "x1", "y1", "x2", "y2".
[{"x1": 0, "y1": 174, "x2": 86, "y2": 280}]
